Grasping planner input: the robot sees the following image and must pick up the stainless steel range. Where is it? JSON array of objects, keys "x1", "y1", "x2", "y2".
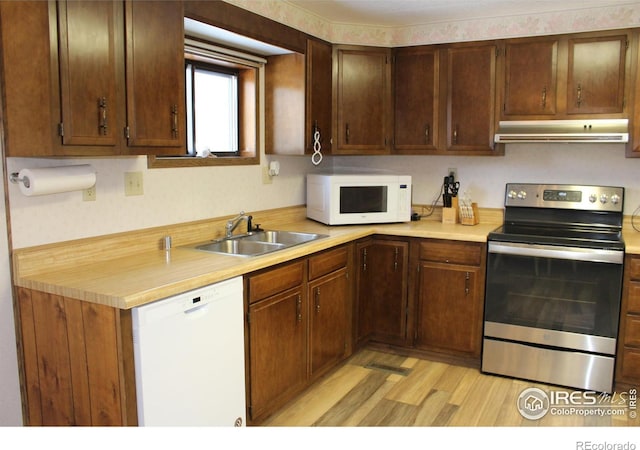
[{"x1": 482, "y1": 183, "x2": 625, "y2": 393}]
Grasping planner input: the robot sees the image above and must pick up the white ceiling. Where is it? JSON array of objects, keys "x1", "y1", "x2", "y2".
[{"x1": 284, "y1": 0, "x2": 636, "y2": 27}]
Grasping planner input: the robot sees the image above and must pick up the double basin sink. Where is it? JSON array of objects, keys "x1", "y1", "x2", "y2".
[{"x1": 189, "y1": 230, "x2": 328, "y2": 257}]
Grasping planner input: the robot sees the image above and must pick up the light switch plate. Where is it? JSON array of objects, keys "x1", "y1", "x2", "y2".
[{"x1": 125, "y1": 171, "x2": 144, "y2": 196}]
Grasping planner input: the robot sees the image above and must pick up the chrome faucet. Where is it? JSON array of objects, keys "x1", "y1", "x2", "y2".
[{"x1": 225, "y1": 211, "x2": 253, "y2": 238}]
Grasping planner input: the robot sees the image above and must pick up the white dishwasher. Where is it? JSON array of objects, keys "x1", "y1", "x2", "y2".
[{"x1": 132, "y1": 276, "x2": 246, "y2": 426}]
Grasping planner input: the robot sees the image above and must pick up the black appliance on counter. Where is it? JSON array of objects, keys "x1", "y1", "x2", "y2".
[{"x1": 482, "y1": 183, "x2": 625, "y2": 393}]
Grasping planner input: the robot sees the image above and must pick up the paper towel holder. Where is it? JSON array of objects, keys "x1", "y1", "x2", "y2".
[{"x1": 9, "y1": 172, "x2": 31, "y2": 189}]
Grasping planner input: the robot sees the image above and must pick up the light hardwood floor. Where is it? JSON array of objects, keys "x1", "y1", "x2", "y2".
[{"x1": 263, "y1": 349, "x2": 638, "y2": 427}]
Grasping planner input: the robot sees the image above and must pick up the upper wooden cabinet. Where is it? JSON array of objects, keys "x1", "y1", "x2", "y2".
[
  {"x1": 56, "y1": 0, "x2": 123, "y2": 148},
  {"x1": 123, "y1": 0, "x2": 185, "y2": 150},
  {"x1": 442, "y1": 42, "x2": 500, "y2": 155},
  {"x1": 265, "y1": 38, "x2": 333, "y2": 157},
  {"x1": 333, "y1": 45, "x2": 393, "y2": 154},
  {"x1": 499, "y1": 31, "x2": 632, "y2": 120},
  {"x1": 0, "y1": 0, "x2": 185, "y2": 157},
  {"x1": 393, "y1": 46, "x2": 439, "y2": 153},
  {"x1": 501, "y1": 38, "x2": 559, "y2": 116}
]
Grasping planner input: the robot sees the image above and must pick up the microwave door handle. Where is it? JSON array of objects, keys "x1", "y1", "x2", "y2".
[{"x1": 488, "y1": 241, "x2": 623, "y2": 264}]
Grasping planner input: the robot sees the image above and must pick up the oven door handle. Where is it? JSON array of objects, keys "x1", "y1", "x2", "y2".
[{"x1": 488, "y1": 241, "x2": 623, "y2": 264}]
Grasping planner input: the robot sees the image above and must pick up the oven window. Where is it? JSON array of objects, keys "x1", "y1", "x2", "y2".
[
  {"x1": 340, "y1": 186, "x2": 388, "y2": 214},
  {"x1": 484, "y1": 252, "x2": 623, "y2": 338}
]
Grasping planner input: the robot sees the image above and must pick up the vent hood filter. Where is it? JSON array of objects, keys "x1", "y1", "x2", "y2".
[{"x1": 494, "y1": 119, "x2": 629, "y2": 143}]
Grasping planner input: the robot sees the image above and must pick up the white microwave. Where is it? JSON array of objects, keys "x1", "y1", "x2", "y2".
[{"x1": 306, "y1": 173, "x2": 412, "y2": 225}]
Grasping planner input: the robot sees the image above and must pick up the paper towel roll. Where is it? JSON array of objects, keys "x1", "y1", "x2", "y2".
[{"x1": 17, "y1": 165, "x2": 96, "y2": 196}]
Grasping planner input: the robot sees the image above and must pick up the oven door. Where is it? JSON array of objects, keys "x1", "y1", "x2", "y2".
[{"x1": 484, "y1": 241, "x2": 624, "y2": 355}]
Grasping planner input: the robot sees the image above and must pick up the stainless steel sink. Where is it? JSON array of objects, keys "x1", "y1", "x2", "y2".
[
  {"x1": 195, "y1": 239, "x2": 286, "y2": 256},
  {"x1": 243, "y1": 230, "x2": 326, "y2": 246},
  {"x1": 190, "y1": 230, "x2": 328, "y2": 257}
]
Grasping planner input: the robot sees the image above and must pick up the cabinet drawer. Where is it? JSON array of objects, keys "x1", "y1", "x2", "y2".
[
  {"x1": 628, "y1": 257, "x2": 640, "y2": 281},
  {"x1": 248, "y1": 261, "x2": 305, "y2": 304},
  {"x1": 623, "y1": 314, "x2": 640, "y2": 347},
  {"x1": 620, "y1": 347, "x2": 640, "y2": 381},
  {"x1": 627, "y1": 281, "x2": 640, "y2": 314},
  {"x1": 419, "y1": 239, "x2": 482, "y2": 266},
  {"x1": 308, "y1": 245, "x2": 348, "y2": 280}
]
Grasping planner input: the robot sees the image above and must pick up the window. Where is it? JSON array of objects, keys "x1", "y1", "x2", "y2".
[
  {"x1": 148, "y1": 38, "x2": 264, "y2": 168},
  {"x1": 186, "y1": 62, "x2": 239, "y2": 156}
]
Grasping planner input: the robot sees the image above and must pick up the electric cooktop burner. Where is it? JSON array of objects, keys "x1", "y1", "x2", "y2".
[
  {"x1": 489, "y1": 183, "x2": 625, "y2": 251},
  {"x1": 488, "y1": 223, "x2": 624, "y2": 250}
]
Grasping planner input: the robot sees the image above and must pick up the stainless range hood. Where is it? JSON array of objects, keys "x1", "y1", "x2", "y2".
[{"x1": 494, "y1": 119, "x2": 629, "y2": 143}]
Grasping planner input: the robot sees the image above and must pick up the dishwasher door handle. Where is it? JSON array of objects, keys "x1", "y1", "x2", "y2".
[{"x1": 183, "y1": 302, "x2": 210, "y2": 318}]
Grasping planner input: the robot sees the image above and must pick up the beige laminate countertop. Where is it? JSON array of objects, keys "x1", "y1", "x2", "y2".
[
  {"x1": 13, "y1": 218, "x2": 500, "y2": 310},
  {"x1": 623, "y1": 224, "x2": 640, "y2": 254},
  {"x1": 15, "y1": 210, "x2": 640, "y2": 310}
]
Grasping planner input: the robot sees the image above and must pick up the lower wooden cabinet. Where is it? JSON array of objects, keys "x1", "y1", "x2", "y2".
[
  {"x1": 412, "y1": 239, "x2": 486, "y2": 360},
  {"x1": 355, "y1": 237, "x2": 410, "y2": 346},
  {"x1": 245, "y1": 244, "x2": 353, "y2": 423},
  {"x1": 615, "y1": 255, "x2": 640, "y2": 388}
]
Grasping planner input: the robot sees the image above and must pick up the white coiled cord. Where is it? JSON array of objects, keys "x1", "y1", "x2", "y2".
[{"x1": 311, "y1": 129, "x2": 323, "y2": 166}]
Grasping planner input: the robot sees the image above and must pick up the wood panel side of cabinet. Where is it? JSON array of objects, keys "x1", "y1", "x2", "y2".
[
  {"x1": 616, "y1": 255, "x2": 640, "y2": 388},
  {"x1": 16, "y1": 288, "x2": 135, "y2": 426},
  {"x1": 0, "y1": 1, "x2": 58, "y2": 156},
  {"x1": 265, "y1": 53, "x2": 305, "y2": 155},
  {"x1": 306, "y1": 38, "x2": 333, "y2": 155}
]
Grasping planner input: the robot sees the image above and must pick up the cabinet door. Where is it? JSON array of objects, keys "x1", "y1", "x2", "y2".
[
  {"x1": 334, "y1": 46, "x2": 392, "y2": 154},
  {"x1": 394, "y1": 46, "x2": 439, "y2": 152},
  {"x1": 502, "y1": 39, "x2": 558, "y2": 117},
  {"x1": 306, "y1": 38, "x2": 333, "y2": 156},
  {"x1": 124, "y1": 0, "x2": 185, "y2": 152},
  {"x1": 309, "y1": 268, "x2": 349, "y2": 377},
  {"x1": 57, "y1": 0, "x2": 123, "y2": 149},
  {"x1": 248, "y1": 288, "x2": 307, "y2": 421},
  {"x1": 356, "y1": 239, "x2": 409, "y2": 346},
  {"x1": 444, "y1": 43, "x2": 497, "y2": 154},
  {"x1": 415, "y1": 262, "x2": 483, "y2": 356},
  {"x1": 566, "y1": 34, "x2": 627, "y2": 115}
]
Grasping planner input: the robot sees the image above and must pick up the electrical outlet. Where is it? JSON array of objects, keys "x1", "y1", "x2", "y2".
[
  {"x1": 262, "y1": 165, "x2": 272, "y2": 185},
  {"x1": 83, "y1": 185, "x2": 96, "y2": 201},
  {"x1": 124, "y1": 171, "x2": 144, "y2": 196},
  {"x1": 447, "y1": 167, "x2": 458, "y2": 181}
]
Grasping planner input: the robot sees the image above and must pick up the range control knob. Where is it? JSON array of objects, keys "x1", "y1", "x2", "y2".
[
  {"x1": 611, "y1": 194, "x2": 621, "y2": 205},
  {"x1": 517, "y1": 191, "x2": 527, "y2": 200},
  {"x1": 589, "y1": 193, "x2": 597, "y2": 203},
  {"x1": 507, "y1": 190, "x2": 517, "y2": 199},
  {"x1": 600, "y1": 194, "x2": 608, "y2": 204}
]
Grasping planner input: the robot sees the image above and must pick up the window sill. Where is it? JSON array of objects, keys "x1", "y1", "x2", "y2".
[{"x1": 147, "y1": 154, "x2": 259, "y2": 168}]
